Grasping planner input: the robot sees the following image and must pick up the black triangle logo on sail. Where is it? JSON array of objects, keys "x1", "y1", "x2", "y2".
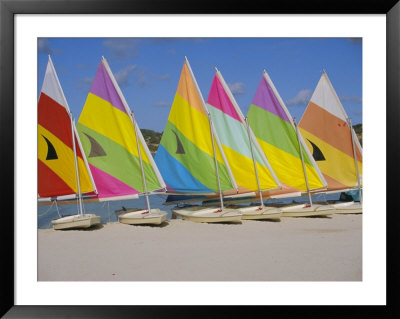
[
  {"x1": 42, "y1": 135, "x2": 58, "y2": 160},
  {"x1": 307, "y1": 139, "x2": 326, "y2": 161},
  {"x1": 172, "y1": 131, "x2": 185, "y2": 154},
  {"x1": 83, "y1": 133, "x2": 107, "y2": 157}
]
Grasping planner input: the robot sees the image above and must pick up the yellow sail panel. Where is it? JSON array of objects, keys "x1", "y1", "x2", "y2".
[
  {"x1": 300, "y1": 128, "x2": 362, "y2": 188},
  {"x1": 38, "y1": 125, "x2": 93, "y2": 193},
  {"x1": 78, "y1": 93, "x2": 152, "y2": 165},
  {"x1": 222, "y1": 145, "x2": 277, "y2": 192},
  {"x1": 256, "y1": 137, "x2": 325, "y2": 191},
  {"x1": 168, "y1": 93, "x2": 224, "y2": 164}
]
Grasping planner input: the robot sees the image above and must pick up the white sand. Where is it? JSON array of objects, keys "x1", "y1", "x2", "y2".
[{"x1": 38, "y1": 214, "x2": 361, "y2": 281}]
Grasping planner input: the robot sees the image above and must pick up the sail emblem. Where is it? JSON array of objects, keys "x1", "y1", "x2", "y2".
[
  {"x1": 83, "y1": 132, "x2": 107, "y2": 157},
  {"x1": 172, "y1": 131, "x2": 185, "y2": 154},
  {"x1": 307, "y1": 139, "x2": 326, "y2": 161},
  {"x1": 41, "y1": 135, "x2": 58, "y2": 160}
]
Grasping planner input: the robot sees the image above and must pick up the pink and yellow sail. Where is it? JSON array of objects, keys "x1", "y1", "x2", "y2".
[
  {"x1": 206, "y1": 69, "x2": 281, "y2": 195},
  {"x1": 77, "y1": 57, "x2": 166, "y2": 201},
  {"x1": 298, "y1": 72, "x2": 362, "y2": 192},
  {"x1": 38, "y1": 56, "x2": 95, "y2": 199}
]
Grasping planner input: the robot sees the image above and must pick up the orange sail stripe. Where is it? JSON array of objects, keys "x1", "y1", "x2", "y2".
[
  {"x1": 300, "y1": 102, "x2": 362, "y2": 161},
  {"x1": 321, "y1": 173, "x2": 350, "y2": 191},
  {"x1": 176, "y1": 63, "x2": 206, "y2": 116}
]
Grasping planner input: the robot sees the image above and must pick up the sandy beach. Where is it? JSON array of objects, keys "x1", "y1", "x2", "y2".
[{"x1": 38, "y1": 214, "x2": 361, "y2": 281}]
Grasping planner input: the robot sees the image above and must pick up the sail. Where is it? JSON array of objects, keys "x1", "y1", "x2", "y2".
[
  {"x1": 298, "y1": 72, "x2": 362, "y2": 191},
  {"x1": 206, "y1": 70, "x2": 281, "y2": 195},
  {"x1": 77, "y1": 57, "x2": 166, "y2": 201},
  {"x1": 154, "y1": 59, "x2": 236, "y2": 194},
  {"x1": 38, "y1": 56, "x2": 95, "y2": 199},
  {"x1": 246, "y1": 71, "x2": 327, "y2": 197}
]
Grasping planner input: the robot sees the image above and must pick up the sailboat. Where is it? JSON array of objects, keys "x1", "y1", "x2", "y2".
[
  {"x1": 298, "y1": 71, "x2": 362, "y2": 214},
  {"x1": 204, "y1": 67, "x2": 282, "y2": 220},
  {"x1": 38, "y1": 56, "x2": 101, "y2": 230},
  {"x1": 154, "y1": 57, "x2": 242, "y2": 223},
  {"x1": 246, "y1": 70, "x2": 335, "y2": 217},
  {"x1": 76, "y1": 57, "x2": 168, "y2": 225}
]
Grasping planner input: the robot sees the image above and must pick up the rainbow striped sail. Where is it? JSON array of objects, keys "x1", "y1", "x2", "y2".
[
  {"x1": 206, "y1": 69, "x2": 280, "y2": 195},
  {"x1": 38, "y1": 56, "x2": 95, "y2": 200},
  {"x1": 77, "y1": 57, "x2": 166, "y2": 201},
  {"x1": 247, "y1": 70, "x2": 327, "y2": 197},
  {"x1": 298, "y1": 72, "x2": 362, "y2": 192},
  {"x1": 155, "y1": 59, "x2": 236, "y2": 194}
]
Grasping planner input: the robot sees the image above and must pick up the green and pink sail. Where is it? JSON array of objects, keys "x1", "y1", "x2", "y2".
[
  {"x1": 77, "y1": 57, "x2": 166, "y2": 201},
  {"x1": 247, "y1": 70, "x2": 327, "y2": 197}
]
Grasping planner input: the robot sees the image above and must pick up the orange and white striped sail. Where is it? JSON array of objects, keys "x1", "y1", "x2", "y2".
[
  {"x1": 298, "y1": 72, "x2": 362, "y2": 192},
  {"x1": 38, "y1": 56, "x2": 95, "y2": 199}
]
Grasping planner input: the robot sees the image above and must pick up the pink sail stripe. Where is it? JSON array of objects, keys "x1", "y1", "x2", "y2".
[
  {"x1": 89, "y1": 164, "x2": 140, "y2": 199},
  {"x1": 207, "y1": 74, "x2": 242, "y2": 122},
  {"x1": 90, "y1": 62, "x2": 126, "y2": 113},
  {"x1": 252, "y1": 77, "x2": 290, "y2": 123}
]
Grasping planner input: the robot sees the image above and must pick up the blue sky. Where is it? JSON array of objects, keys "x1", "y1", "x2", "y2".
[{"x1": 38, "y1": 37, "x2": 362, "y2": 132}]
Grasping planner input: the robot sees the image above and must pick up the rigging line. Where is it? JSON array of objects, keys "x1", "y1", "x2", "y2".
[{"x1": 38, "y1": 201, "x2": 56, "y2": 217}]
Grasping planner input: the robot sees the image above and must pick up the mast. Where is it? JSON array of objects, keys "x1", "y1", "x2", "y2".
[
  {"x1": 71, "y1": 119, "x2": 84, "y2": 215},
  {"x1": 293, "y1": 118, "x2": 313, "y2": 206},
  {"x1": 132, "y1": 112, "x2": 151, "y2": 212},
  {"x1": 245, "y1": 117, "x2": 264, "y2": 208},
  {"x1": 185, "y1": 56, "x2": 224, "y2": 212},
  {"x1": 347, "y1": 118, "x2": 363, "y2": 204},
  {"x1": 101, "y1": 56, "x2": 151, "y2": 212}
]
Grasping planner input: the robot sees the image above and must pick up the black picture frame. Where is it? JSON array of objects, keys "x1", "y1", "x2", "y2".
[{"x1": 1, "y1": 0, "x2": 399, "y2": 317}]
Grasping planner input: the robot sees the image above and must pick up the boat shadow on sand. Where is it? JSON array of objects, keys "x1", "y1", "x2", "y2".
[
  {"x1": 125, "y1": 221, "x2": 170, "y2": 228},
  {"x1": 54, "y1": 223, "x2": 105, "y2": 231}
]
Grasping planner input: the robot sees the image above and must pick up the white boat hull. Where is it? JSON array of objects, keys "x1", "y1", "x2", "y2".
[
  {"x1": 172, "y1": 206, "x2": 242, "y2": 223},
  {"x1": 117, "y1": 208, "x2": 167, "y2": 225},
  {"x1": 332, "y1": 201, "x2": 362, "y2": 214},
  {"x1": 51, "y1": 214, "x2": 100, "y2": 230},
  {"x1": 280, "y1": 204, "x2": 335, "y2": 217},
  {"x1": 230, "y1": 205, "x2": 282, "y2": 220}
]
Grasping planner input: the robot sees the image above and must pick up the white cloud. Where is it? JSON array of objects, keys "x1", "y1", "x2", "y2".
[
  {"x1": 75, "y1": 76, "x2": 93, "y2": 90},
  {"x1": 103, "y1": 39, "x2": 141, "y2": 58},
  {"x1": 340, "y1": 95, "x2": 362, "y2": 103},
  {"x1": 286, "y1": 89, "x2": 312, "y2": 106},
  {"x1": 228, "y1": 82, "x2": 245, "y2": 95},
  {"x1": 151, "y1": 73, "x2": 170, "y2": 80},
  {"x1": 114, "y1": 65, "x2": 137, "y2": 86},
  {"x1": 38, "y1": 38, "x2": 59, "y2": 55}
]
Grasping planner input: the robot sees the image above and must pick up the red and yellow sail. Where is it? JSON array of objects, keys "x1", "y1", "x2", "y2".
[{"x1": 38, "y1": 57, "x2": 95, "y2": 198}]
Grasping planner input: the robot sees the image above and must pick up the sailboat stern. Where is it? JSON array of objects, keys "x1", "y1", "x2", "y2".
[
  {"x1": 234, "y1": 205, "x2": 282, "y2": 220},
  {"x1": 172, "y1": 206, "x2": 242, "y2": 223},
  {"x1": 51, "y1": 213, "x2": 100, "y2": 230},
  {"x1": 117, "y1": 208, "x2": 168, "y2": 225}
]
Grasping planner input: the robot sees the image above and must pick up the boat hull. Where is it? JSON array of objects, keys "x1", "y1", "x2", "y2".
[
  {"x1": 51, "y1": 214, "x2": 100, "y2": 230},
  {"x1": 280, "y1": 204, "x2": 335, "y2": 217},
  {"x1": 332, "y1": 201, "x2": 362, "y2": 214},
  {"x1": 230, "y1": 205, "x2": 282, "y2": 220},
  {"x1": 172, "y1": 206, "x2": 242, "y2": 223},
  {"x1": 117, "y1": 208, "x2": 167, "y2": 225}
]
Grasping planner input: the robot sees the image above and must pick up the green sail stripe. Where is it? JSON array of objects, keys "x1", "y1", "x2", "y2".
[
  {"x1": 77, "y1": 123, "x2": 162, "y2": 192},
  {"x1": 247, "y1": 104, "x2": 313, "y2": 166},
  {"x1": 160, "y1": 121, "x2": 233, "y2": 192}
]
